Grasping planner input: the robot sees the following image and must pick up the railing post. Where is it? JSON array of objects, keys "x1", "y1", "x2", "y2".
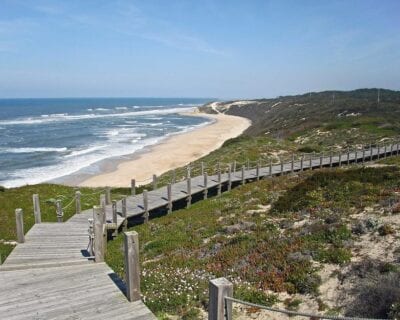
[
  {"x1": 362, "y1": 146, "x2": 366, "y2": 163},
  {"x1": 93, "y1": 206, "x2": 105, "y2": 262},
  {"x1": 167, "y1": 183, "x2": 173, "y2": 213},
  {"x1": 152, "y1": 174, "x2": 157, "y2": 190},
  {"x1": 105, "y1": 186, "x2": 111, "y2": 205},
  {"x1": 201, "y1": 162, "x2": 205, "y2": 176},
  {"x1": 329, "y1": 151, "x2": 333, "y2": 167},
  {"x1": 269, "y1": 159, "x2": 272, "y2": 176},
  {"x1": 100, "y1": 194, "x2": 106, "y2": 209},
  {"x1": 384, "y1": 144, "x2": 387, "y2": 158},
  {"x1": 377, "y1": 144, "x2": 380, "y2": 160},
  {"x1": 320, "y1": 153, "x2": 323, "y2": 169},
  {"x1": 187, "y1": 177, "x2": 192, "y2": 208},
  {"x1": 355, "y1": 148, "x2": 358, "y2": 163},
  {"x1": 203, "y1": 173, "x2": 208, "y2": 199},
  {"x1": 339, "y1": 152, "x2": 342, "y2": 166},
  {"x1": 217, "y1": 169, "x2": 222, "y2": 196},
  {"x1": 33, "y1": 194, "x2": 41, "y2": 224},
  {"x1": 241, "y1": 165, "x2": 245, "y2": 185},
  {"x1": 300, "y1": 155, "x2": 304, "y2": 171},
  {"x1": 228, "y1": 164, "x2": 232, "y2": 191},
  {"x1": 122, "y1": 196, "x2": 128, "y2": 231},
  {"x1": 56, "y1": 200, "x2": 63, "y2": 223},
  {"x1": 309, "y1": 154, "x2": 313, "y2": 169},
  {"x1": 256, "y1": 160, "x2": 260, "y2": 180},
  {"x1": 209, "y1": 278, "x2": 233, "y2": 320},
  {"x1": 15, "y1": 208, "x2": 25, "y2": 243},
  {"x1": 124, "y1": 231, "x2": 141, "y2": 302},
  {"x1": 233, "y1": 160, "x2": 237, "y2": 173},
  {"x1": 291, "y1": 154, "x2": 294, "y2": 173},
  {"x1": 347, "y1": 148, "x2": 350, "y2": 165},
  {"x1": 131, "y1": 179, "x2": 136, "y2": 196},
  {"x1": 143, "y1": 190, "x2": 149, "y2": 223},
  {"x1": 397, "y1": 141, "x2": 399, "y2": 156},
  {"x1": 280, "y1": 159, "x2": 284, "y2": 175},
  {"x1": 112, "y1": 200, "x2": 118, "y2": 237},
  {"x1": 75, "y1": 191, "x2": 81, "y2": 214}
]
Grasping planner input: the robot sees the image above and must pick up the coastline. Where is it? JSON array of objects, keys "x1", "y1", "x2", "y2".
[{"x1": 75, "y1": 111, "x2": 251, "y2": 187}]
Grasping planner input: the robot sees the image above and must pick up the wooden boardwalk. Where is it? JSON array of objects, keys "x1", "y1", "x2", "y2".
[{"x1": 0, "y1": 142, "x2": 398, "y2": 319}]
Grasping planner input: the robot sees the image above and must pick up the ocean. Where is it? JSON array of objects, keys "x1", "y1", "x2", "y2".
[{"x1": 0, "y1": 98, "x2": 213, "y2": 188}]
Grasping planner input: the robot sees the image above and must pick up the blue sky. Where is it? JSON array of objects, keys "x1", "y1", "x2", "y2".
[{"x1": 0, "y1": 0, "x2": 399, "y2": 98}]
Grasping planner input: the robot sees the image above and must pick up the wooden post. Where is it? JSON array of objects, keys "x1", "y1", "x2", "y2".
[
  {"x1": 397, "y1": 141, "x2": 399, "y2": 156},
  {"x1": 187, "y1": 176, "x2": 192, "y2": 208},
  {"x1": 280, "y1": 159, "x2": 284, "y2": 175},
  {"x1": 256, "y1": 161, "x2": 260, "y2": 180},
  {"x1": 112, "y1": 200, "x2": 118, "y2": 237},
  {"x1": 309, "y1": 154, "x2": 313, "y2": 169},
  {"x1": 152, "y1": 174, "x2": 157, "y2": 190},
  {"x1": 203, "y1": 173, "x2": 208, "y2": 200},
  {"x1": 122, "y1": 197, "x2": 127, "y2": 231},
  {"x1": 300, "y1": 155, "x2": 304, "y2": 171},
  {"x1": 15, "y1": 208, "x2": 25, "y2": 243},
  {"x1": 291, "y1": 154, "x2": 294, "y2": 173},
  {"x1": 329, "y1": 151, "x2": 333, "y2": 167},
  {"x1": 355, "y1": 149, "x2": 358, "y2": 163},
  {"x1": 339, "y1": 152, "x2": 342, "y2": 166},
  {"x1": 105, "y1": 187, "x2": 111, "y2": 205},
  {"x1": 75, "y1": 191, "x2": 81, "y2": 214},
  {"x1": 320, "y1": 154, "x2": 323, "y2": 169},
  {"x1": 269, "y1": 159, "x2": 272, "y2": 176},
  {"x1": 391, "y1": 143, "x2": 394, "y2": 156},
  {"x1": 384, "y1": 144, "x2": 387, "y2": 158},
  {"x1": 167, "y1": 183, "x2": 172, "y2": 213},
  {"x1": 377, "y1": 144, "x2": 380, "y2": 159},
  {"x1": 233, "y1": 160, "x2": 237, "y2": 173},
  {"x1": 33, "y1": 194, "x2": 41, "y2": 224},
  {"x1": 347, "y1": 148, "x2": 350, "y2": 165},
  {"x1": 124, "y1": 231, "x2": 141, "y2": 302},
  {"x1": 131, "y1": 179, "x2": 136, "y2": 196},
  {"x1": 100, "y1": 194, "x2": 106, "y2": 208},
  {"x1": 228, "y1": 164, "x2": 232, "y2": 191},
  {"x1": 217, "y1": 170, "x2": 222, "y2": 196},
  {"x1": 241, "y1": 165, "x2": 245, "y2": 185},
  {"x1": 208, "y1": 278, "x2": 233, "y2": 320},
  {"x1": 362, "y1": 146, "x2": 366, "y2": 163},
  {"x1": 143, "y1": 190, "x2": 149, "y2": 223},
  {"x1": 93, "y1": 206, "x2": 105, "y2": 262},
  {"x1": 201, "y1": 162, "x2": 205, "y2": 176},
  {"x1": 56, "y1": 200, "x2": 63, "y2": 223}
]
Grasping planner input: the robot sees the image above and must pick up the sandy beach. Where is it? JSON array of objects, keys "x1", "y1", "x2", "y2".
[{"x1": 78, "y1": 111, "x2": 251, "y2": 187}]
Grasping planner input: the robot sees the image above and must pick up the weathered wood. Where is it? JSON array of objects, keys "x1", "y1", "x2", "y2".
[
  {"x1": 339, "y1": 152, "x2": 342, "y2": 166},
  {"x1": 228, "y1": 165, "x2": 232, "y2": 191},
  {"x1": 300, "y1": 155, "x2": 304, "y2": 171},
  {"x1": 187, "y1": 177, "x2": 192, "y2": 208},
  {"x1": 105, "y1": 187, "x2": 111, "y2": 205},
  {"x1": 124, "y1": 231, "x2": 141, "y2": 302},
  {"x1": 355, "y1": 149, "x2": 358, "y2": 163},
  {"x1": 203, "y1": 173, "x2": 208, "y2": 199},
  {"x1": 208, "y1": 278, "x2": 233, "y2": 320},
  {"x1": 56, "y1": 200, "x2": 63, "y2": 223},
  {"x1": 112, "y1": 200, "x2": 118, "y2": 237},
  {"x1": 100, "y1": 194, "x2": 106, "y2": 208},
  {"x1": 15, "y1": 208, "x2": 25, "y2": 243},
  {"x1": 122, "y1": 197, "x2": 128, "y2": 231},
  {"x1": 233, "y1": 160, "x2": 237, "y2": 173},
  {"x1": 241, "y1": 165, "x2": 245, "y2": 185},
  {"x1": 347, "y1": 148, "x2": 350, "y2": 164},
  {"x1": 131, "y1": 179, "x2": 136, "y2": 196},
  {"x1": 362, "y1": 146, "x2": 365, "y2": 163},
  {"x1": 329, "y1": 151, "x2": 333, "y2": 167},
  {"x1": 391, "y1": 143, "x2": 394, "y2": 155},
  {"x1": 384, "y1": 144, "x2": 387, "y2": 158},
  {"x1": 75, "y1": 191, "x2": 81, "y2": 214},
  {"x1": 256, "y1": 161, "x2": 260, "y2": 180},
  {"x1": 33, "y1": 194, "x2": 41, "y2": 224},
  {"x1": 93, "y1": 206, "x2": 105, "y2": 262},
  {"x1": 280, "y1": 159, "x2": 284, "y2": 174},
  {"x1": 217, "y1": 170, "x2": 222, "y2": 196},
  {"x1": 309, "y1": 154, "x2": 312, "y2": 169},
  {"x1": 152, "y1": 174, "x2": 157, "y2": 190},
  {"x1": 201, "y1": 162, "x2": 205, "y2": 175},
  {"x1": 320, "y1": 154, "x2": 323, "y2": 169},
  {"x1": 269, "y1": 159, "x2": 272, "y2": 176},
  {"x1": 167, "y1": 183, "x2": 173, "y2": 213},
  {"x1": 291, "y1": 154, "x2": 294, "y2": 173},
  {"x1": 143, "y1": 190, "x2": 149, "y2": 223},
  {"x1": 377, "y1": 144, "x2": 380, "y2": 159},
  {"x1": 397, "y1": 141, "x2": 399, "y2": 156}
]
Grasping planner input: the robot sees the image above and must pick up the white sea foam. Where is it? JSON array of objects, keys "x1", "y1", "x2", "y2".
[
  {"x1": 65, "y1": 145, "x2": 107, "y2": 158},
  {"x1": 115, "y1": 107, "x2": 128, "y2": 110},
  {"x1": 2, "y1": 147, "x2": 68, "y2": 153},
  {"x1": 0, "y1": 107, "x2": 195, "y2": 125}
]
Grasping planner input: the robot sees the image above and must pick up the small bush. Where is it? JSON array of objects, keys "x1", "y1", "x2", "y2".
[
  {"x1": 378, "y1": 224, "x2": 396, "y2": 236},
  {"x1": 316, "y1": 247, "x2": 351, "y2": 265}
]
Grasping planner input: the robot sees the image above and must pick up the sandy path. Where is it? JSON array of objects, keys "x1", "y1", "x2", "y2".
[{"x1": 78, "y1": 112, "x2": 251, "y2": 187}]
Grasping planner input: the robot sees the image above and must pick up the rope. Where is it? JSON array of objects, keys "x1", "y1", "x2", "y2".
[
  {"x1": 225, "y1": 297, "x2": 387, "y2": 320},
  {"x1": 62, "y1": 196, "x2": 76, "y2": 210}
]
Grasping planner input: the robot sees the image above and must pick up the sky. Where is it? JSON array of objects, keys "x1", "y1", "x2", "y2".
[{"x1": 0, "y1": 0, "x2": 399, "y2": 99}]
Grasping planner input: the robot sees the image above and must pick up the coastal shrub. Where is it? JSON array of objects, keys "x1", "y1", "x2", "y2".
[
  {"x1": 316, "y1": 247, "x2": 351, "y2": 265},
  {"x1": 235, "y1": 286, "x2": 278, "y2": 306},
  {"x1": 346, "y1": 273, "x2": 400, "y2": 318},
  {"x1": 378, "y1": 224, "x2": 396, "y2": 236}
]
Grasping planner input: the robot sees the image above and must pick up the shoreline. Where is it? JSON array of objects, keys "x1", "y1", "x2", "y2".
[{"x1": 72, "y1": 111, "x2": 251, "y2": 187}]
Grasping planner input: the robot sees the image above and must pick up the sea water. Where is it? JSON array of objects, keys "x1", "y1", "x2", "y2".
[{"x1": 0, "y1": 98, "x2": 212, "y2": 188}]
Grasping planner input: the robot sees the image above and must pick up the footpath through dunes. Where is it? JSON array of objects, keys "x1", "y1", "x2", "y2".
[{"x1": 0, "y1": 142, "x2": 399, "y2": 319}]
